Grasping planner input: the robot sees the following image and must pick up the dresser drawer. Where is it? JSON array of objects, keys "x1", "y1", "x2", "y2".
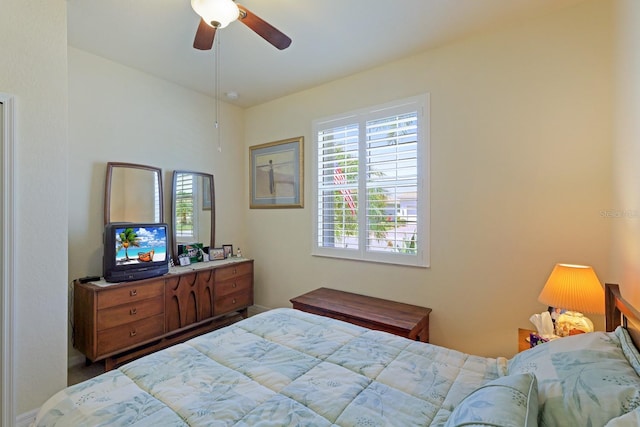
[
  {"x1": 97, "y1": 281, "x2": 164, "y2": 310},
  {"x1": 214, "y1": 290, "x2": 252, "y2": 315},
  {"x1": 97, "y1": 314, "x2": 165, "y2": 355},
  {"x1": 215, "y1": 262, "x2": 252, "y2": 282},
  {"x1": 215, "y1": 276, "x2": 251, "y2": 297},
  {"x1": 97, "y1": 296, "x2": 164, "y2": 331}
]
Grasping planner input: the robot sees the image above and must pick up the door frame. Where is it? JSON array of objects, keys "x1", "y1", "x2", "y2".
[{"x1": 1, "y1": 92, "x2": 16, "y2": 426}]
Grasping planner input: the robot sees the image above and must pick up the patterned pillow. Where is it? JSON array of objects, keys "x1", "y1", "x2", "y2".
[
  {"x1": 445, "y1": 373, "x2": 538, "y2": 427},
  {"x1": 508, "y1": 328, "x2": 640, "y2": 426}
]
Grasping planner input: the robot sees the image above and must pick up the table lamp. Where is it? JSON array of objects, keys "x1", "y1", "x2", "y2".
[{"x1": 538, "y1": 263, "x2": 604, "y2": 337}]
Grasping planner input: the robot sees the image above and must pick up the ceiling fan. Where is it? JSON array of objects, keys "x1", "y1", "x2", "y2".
[{"x1": 191, "y1": 0, "x2": 292, "y2": 51}]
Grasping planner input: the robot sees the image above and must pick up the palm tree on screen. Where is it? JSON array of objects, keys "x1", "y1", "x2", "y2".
[{"x1": 117, "y1": 228, "x2": 140, "y2": 261}]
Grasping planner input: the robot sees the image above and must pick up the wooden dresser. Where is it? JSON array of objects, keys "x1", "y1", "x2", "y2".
[{"x1": 74, "y1": 259, "x2": 253, "y2": 370}]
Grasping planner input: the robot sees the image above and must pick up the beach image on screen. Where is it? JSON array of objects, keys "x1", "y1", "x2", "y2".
[{"x1": 114, "y1": 226, "x2": 167, "y2": 265}]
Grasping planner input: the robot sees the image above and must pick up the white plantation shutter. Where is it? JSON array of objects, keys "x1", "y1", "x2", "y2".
[
  {"x1": 175, "y1": 173, "x2": 195, "y2": 239},
  {"x1": 154, "y1": 179, "x2": 161, "y2": 223},
  {"x1": 366, "y1": 113, "x2": 419, "y2": 253},
  {"x1": 317, "y1": 122, "x2": 360, "y2": 249},
  {"x1": 312, "y1": 95, "x2": 430, "y2": 267}
]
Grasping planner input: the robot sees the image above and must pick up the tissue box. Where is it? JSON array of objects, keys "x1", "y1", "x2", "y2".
[{"x1": 529, "y1": 333, "x2": 549, "y2": 348}]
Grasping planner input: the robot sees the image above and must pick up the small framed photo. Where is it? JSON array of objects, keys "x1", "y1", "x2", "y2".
[
  {"x1": 222, "y1": 244, "x2": 233, "y2": 259},
  {"x1": 210, "y1": 248, "x2": 225, "y2": 260},
  {"x1": 182, "y1": 243, "x2": 204, "y2": 263}
]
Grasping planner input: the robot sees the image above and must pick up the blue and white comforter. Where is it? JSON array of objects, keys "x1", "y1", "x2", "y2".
[{"x1": 34, "y1": 308, "x2": 509, "y2": 426}]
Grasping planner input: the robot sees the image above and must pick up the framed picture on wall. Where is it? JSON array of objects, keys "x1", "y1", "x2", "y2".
[{"x1": 250, "y1": 136, "x2": 303, "y2": 209}]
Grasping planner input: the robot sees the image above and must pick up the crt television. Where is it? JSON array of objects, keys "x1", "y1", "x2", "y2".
[{"x1": 103, "y1": 222, "x2": 169, "y2": 283}]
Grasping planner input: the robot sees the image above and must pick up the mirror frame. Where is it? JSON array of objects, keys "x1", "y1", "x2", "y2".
[
  {"x1": 104, "y1": 162, "x2": 164, "y2": 225},
  {"x1": 171, "y1": 170, "x2": 215, "y2": 263}
]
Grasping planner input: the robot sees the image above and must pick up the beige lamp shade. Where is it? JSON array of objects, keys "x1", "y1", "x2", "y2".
[{"x1": 538, "y1": 264, "x2": 605, "y2": 314}]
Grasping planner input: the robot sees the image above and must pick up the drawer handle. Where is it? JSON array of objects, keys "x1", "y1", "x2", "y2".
[
  {"x1": 130, "y1": 329, "x2": 137, "y2": 337},
  {"x1": 130, "y1": 308, "x2": 137, "y2": 315},
  {"x1": 130, "y1": 289, "x2": 137, "y2": 297},
  {"x1": 232, "y1": 298, "x2": 237, "y2": 304},
  {"x1": 233, "y1": 268, "x2": 237, "y2": 274},
  {"x1": 232, "y1": 282, "x2": 237, "y2": 288}
]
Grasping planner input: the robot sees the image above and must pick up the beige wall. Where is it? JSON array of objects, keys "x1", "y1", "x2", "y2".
[
  {"x1": 610, "y1": 0, "x2": 640, "y2": 304},
  {"x1": 67, "y1": 47, "x2": 248, "y2": 364},
  {"x1": 0, "y1": 0, "x2": 69, "y2": 416},
  {"x1": 244, "y1": 0, "x2": 613, "y2": 357}
]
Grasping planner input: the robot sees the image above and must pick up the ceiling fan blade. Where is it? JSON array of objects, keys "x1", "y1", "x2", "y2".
[
  {"x1": 193, "y1": 18, "x2": 216, "y2": 50},
  {"x1": 237, "y1": 5, "x2": 291, "y2": 50}
]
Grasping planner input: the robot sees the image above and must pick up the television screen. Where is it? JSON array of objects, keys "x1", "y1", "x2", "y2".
[
  {"x1": 113, "y1": 224, "x2": 167, "y2": 266},
  {"x1": 103, "y1": 222, "x2": 169, "y2": 283}
]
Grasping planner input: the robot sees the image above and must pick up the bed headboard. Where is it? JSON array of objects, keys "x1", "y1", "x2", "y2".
[{"x1": 606, "y1": 283, "x2": 640, "y2": 349}]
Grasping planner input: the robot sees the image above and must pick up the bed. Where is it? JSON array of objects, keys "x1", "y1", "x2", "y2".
[{"x1": 33, "y1": 283, "x2": 640, "y2": 426}]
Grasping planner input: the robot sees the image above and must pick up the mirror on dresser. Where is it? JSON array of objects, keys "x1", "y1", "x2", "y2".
[
  {"x1": 171, "y1": 170, "x2": 215, "y2": 263},
  {"x1": 104, "y1": 162, "x2": 164, "y2": 225}
]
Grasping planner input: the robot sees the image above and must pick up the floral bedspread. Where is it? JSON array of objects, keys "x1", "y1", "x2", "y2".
[{"x1": 34, "y1": 308, "x2": 507, "y2": 426}]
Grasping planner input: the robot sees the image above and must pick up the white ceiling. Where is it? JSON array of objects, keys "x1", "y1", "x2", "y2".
[{"x1": 67, "y1": 0, "x2": 586, "y2": 108}]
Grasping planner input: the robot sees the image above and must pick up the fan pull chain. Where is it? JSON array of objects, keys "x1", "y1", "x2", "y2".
[{"x1": 215, "y1": 31, "x2": 222, "y2": 152}]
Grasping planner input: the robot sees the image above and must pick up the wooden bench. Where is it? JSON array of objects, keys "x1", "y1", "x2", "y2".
[{"x1": 290, "y1": 287, "x2": 431, "y2": 342}]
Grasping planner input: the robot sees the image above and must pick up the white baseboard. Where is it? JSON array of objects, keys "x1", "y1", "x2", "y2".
[{"x1": 16, "y1": 408, "x2": 37, "y2": 427}]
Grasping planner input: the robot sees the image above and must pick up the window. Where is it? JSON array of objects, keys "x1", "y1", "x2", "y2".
[
  {"x1": 312, "y1": 95, "x2": 429, "y2": 267},
  {"x1": 174, "y1": 173, "x2": 198, "y2": 240}
]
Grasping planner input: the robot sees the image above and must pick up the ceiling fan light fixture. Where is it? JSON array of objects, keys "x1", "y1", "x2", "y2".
[{"x1": 191, "y1": 0, "x2": 239, "y2": 29}]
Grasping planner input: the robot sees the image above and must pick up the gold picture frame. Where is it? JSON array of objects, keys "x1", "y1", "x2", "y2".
[{"x1": 250, "y1": 136, "x2": 303, "y2": 208}]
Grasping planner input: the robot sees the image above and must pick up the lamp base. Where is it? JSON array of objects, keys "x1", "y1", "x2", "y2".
[{"x1": 555, "y1": 311, "x2": 594, "y2": 337}]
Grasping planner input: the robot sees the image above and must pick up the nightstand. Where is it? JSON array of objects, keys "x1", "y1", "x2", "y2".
[{"x1": 518, "y1": 328, "x2": 536, "y2": 353}]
